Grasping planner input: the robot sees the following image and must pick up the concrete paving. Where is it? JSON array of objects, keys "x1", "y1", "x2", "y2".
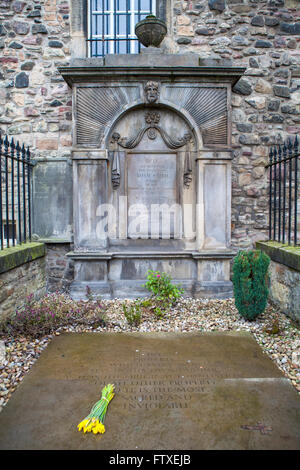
[{"x1": 0, "y1": 332, "x2": 299, "y2": 450}]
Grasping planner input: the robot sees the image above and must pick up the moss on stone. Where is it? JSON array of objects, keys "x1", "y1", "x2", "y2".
[
  {"x1": 0, "y1": 242, "x2": 45, "y2": 274},
  {"x1": 256, "y1": 241, "x2": 300, "y2": 272}
]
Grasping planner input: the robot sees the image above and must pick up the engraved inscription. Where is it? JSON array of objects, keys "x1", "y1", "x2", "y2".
[
  {"x1": 73, "y1": 351, "x2": 219, "y2": 410},
  {"x1": 127, "y1": 154, "x2": 180, "y2": 239}
]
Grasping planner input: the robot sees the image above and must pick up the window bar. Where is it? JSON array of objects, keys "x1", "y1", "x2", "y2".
[
  {"x1": 89, "y1": 0, "x2": 93, "y2": 57},
  {"x1": 273, "y1": 146, "x2": 277, "y2": 241},
  {"x1": 26, "y1": 146, "x2": 32, "y2": 242},
  {"x1": 21, "y1": 143, "x2": 27, "y2": 242},
  {"x1": 288, "y1": 138, "x2": 293, "y2": 245},
  {"x1": 282, "y1": 140, "x2": 287, "y2": 244},
  {"x1": 10, "y1": 138, "x2": 15, "y2": 246},
  {"x1": 137, "y1": 0, "x2": 141, "y2": 53},
  {"x1": 268, "y1": 147, "x2": 273, "y2": 240},
  {"x1": 126, "y1": 0, "x2": 129, "y2": 53},
  {"x1": 4, "y1": 136, "x2": 9, "y2": 248},
  {"x1": 16, "y1": 140, "x2": 22, "y2": 245},
  {"x1": 0, "y1": 134, "x2": 3, "y2": 250},
  {"x1": 294, "y1": 135, "x2": 298, "y2": 246},
  {"x1": 94, "y1": 0, "x2": 97, "y2": 58},
  {"x1": 102, "y1": 0, "x2": 105, "y2": 57},
  {"x1": 114, "y1": 0, "x2": 117, "y2": 54},
  {"x1": 278, "y1": 143, "x2": 282, "y2": 242}
]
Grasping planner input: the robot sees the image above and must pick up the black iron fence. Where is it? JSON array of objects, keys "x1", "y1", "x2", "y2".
[
  {"x1": 267, "y1": 136, "x2": 299, "y2": 246},
  {"x1": 0, "y1": 134, "x2": 33, "y2": 250}
]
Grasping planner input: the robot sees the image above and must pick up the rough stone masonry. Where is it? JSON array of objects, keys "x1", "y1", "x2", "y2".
[{"x1": 0, "y1": 0, "x2": 299, "y2": 291}]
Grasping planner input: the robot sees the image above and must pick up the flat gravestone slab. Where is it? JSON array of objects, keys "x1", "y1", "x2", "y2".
[{"x1": 0, "y1": 332, "x2": 299, "y2": 450}]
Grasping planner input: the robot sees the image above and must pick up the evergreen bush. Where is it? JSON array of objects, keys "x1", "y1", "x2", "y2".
[{"x1": 232, "y1": 249, "x2": 270, "y2": 321}]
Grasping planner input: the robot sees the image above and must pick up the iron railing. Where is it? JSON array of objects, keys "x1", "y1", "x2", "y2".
[
  {"x1": 267, "y1": 136, "x2": 299, "y2": 246},
  {"x1": 0, "y1": 135, "x2": 33, "y2": 250},
  {"x1": 87, "y1": 0, "x2": 155, "y2": 57}
]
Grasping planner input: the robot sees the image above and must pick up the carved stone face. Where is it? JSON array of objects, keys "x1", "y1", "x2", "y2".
[{"x1": 144, "y1": 81, "x2": 159, "y2": 103}]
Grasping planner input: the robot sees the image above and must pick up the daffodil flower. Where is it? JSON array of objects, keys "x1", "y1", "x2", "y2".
[{"x1": 77, "y1": 384, "x2": 114, "y2": 435}]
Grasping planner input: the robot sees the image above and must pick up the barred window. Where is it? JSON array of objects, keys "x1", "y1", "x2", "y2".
[{"x1": 87, "y1": 0, "x2": 156, "y2": 57}]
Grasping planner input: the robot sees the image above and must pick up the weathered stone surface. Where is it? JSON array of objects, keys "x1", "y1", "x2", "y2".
[
  {"x1": 273, "y1": 85, "x2": 291, "y2": 98},
  {"x1": 0, "y1": 255, "x2": 46, "y2": 319},
  {"x1": 255, "y1": 79, "x2": 272, "y2": 94},
  {"x1": 233, "y1": 77, "x2": 253, "y2": 95},
  {"x1": 31, "y1": 24, "x2": 48, "y2": 34},
  {"x1": 0, "y1": 341, "x2": 6, "y2": 365},
  {"x1": 0, "y1": 332, "x2": 299, "y2": 450},
  {"x1": 265, "y1": 17, "x2": 280, "y2": 27},
  {"x1": 268, "y1": 99, "x2": 280, "y2": 111},
  {"x1": 280, "y1": 23, "x2": 300, "y2": 35},
  {"x1": 236, "y1": 123, "x2": 253, "y2": 133},
  {"x1": 8, "y1": 41, "x2": 23, "y2": 49},
  {"x1": 12, "y1": 1, "x2": 26, "y2": 13},
  {"x1": 245, "y1": 96, "x2": 266, "y2": 109},
  {"x1": 20, "y1": 61, "x2": 35, "y2": 71},
  {"x1": 208, "y1": 0, "x2": 226, "y2": 12},
  {"x1": 176, "y1": 37, "x2": 192, "y2": 44},
  {"x1": 32, "y1": 161, "x2": 73, "y2": 240},
  {"x1": 27, "y1": 9, "x2": 41, "y2": 18},
  {"x1": 48, "y1": 40, "x2": 64, "y2": 48},
  {"x1": 255, "y1": 40, "x2": 273, "y2": 48},
  {"x1": 263, "y1": 114, "x2": 284, "y2": 123},
  {"x1": 15, "y1": 72, "x2": 28, "y2": 88},
  {"x1": 251, "y1": 16, "x2": 265, "y2": 27},
  {"x1": 12, "y1": 21, "x2": 29, "y2": 35}
]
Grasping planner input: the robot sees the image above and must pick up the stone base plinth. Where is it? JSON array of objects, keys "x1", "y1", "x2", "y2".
[{"x1": 67, "y1": 250, "x2": 235, "y2": 300}]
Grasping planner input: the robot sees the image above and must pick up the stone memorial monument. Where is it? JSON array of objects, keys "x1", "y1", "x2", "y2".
[{"x1": 39, "y1": 17, "x2": 245, "y2": 299}]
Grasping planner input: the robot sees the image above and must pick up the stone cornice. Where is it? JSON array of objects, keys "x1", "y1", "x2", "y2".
[{"x1": 58, "y1": 65, "x2": 246, "y2": 88}]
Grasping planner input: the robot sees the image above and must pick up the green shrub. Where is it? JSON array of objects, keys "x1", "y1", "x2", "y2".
[
  {"x1": 232, "y1": 249, "x2": 270, "y2": 321},
  {"x1": 144, "y1": 270, "x2": 183, "y2": 302},
  {"x1": 143, "y1": 270, "x2": 184, "y2": 317},
  {"x1": 122, "y1": 300, "x2": 141, "y2": 327}
]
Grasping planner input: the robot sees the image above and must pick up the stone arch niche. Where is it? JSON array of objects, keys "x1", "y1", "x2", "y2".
[
  {"x1": 59, "y1": 54, "x2": 245, "y2": 299},
  {"x1": 107, "y1": 105, "x2": 197, "y2": 248}
]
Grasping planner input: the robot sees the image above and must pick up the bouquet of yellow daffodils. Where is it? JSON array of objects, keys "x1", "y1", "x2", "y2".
[{"x1": 77, "y1": 384, "x2": 115, "y2": 435}]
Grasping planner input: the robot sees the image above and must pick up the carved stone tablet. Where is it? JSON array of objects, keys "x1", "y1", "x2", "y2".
[{"x1": 127, "y1": 153, "x2": 179, "y2": 239}]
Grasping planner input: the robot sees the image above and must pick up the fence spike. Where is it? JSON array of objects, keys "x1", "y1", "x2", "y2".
[
  {"x1": 269, "y1": 146, "x2": 273, "y2": 163},
  {"x1": 282, "y1": 140, "x2": 287, "y2": 158},
  {"x1": 288, "y1": 137, "x2": 293, "y2": 156},
  {"x1": 294, "y1": 135, "x2": 299, "y2": 156},
  {"x1": 10, "y1": 137, "x2": 15, "y2": 153},
  {"x1": 278, "y1": 143, "x2": 282, "y2": 160},
  {"x1": 4, "y1": 135, "x2": 9, "y2": 151}
]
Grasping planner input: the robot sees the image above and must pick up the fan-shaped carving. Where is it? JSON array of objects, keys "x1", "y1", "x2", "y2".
[
  {"x1": 163, "y1": 86, "x2": 228, "y2": 145},
  {"x1": 76, "y1": 86, "x2": 140, "y2": 147}
]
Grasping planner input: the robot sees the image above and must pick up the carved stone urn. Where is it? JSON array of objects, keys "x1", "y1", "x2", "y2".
[{"x1": 135, "y1": 15, "x2": 167, "y2": 48}]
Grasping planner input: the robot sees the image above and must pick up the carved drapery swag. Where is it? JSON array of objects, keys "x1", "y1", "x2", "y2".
[
  {"x1": 110, "y1": 133, "x2": 122, "y2": 189},
  {"x1": 110, "y1": 112, "x2": 194, "y2": 189},
  {"x1": 183, "y1": 136, "x2": 192, "y2": 188}
]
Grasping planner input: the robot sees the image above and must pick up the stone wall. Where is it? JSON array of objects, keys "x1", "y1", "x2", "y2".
[
  {"x1": 170, "y1": 0, "x2": 300, "y2": 250},
  {"x1": 0, "y1": 0, "x2": 72, "y2": 158},
  {"x1": 45, "y1": 243, "x2": 74, "y2": 293},
  {"x1": 0, "y1": 243, "x2": 46, "y2": 319},
  {"x1": 268, "y1": 259, "x2": 300, "y2": 323},
  {"x1": 0, "y1": 0, "x2": 299, "y2": 258},
  {"x1": 256, "y1": 241, "x2": 300, "y2": 322}
]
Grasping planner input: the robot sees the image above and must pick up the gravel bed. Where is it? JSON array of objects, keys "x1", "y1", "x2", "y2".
[{"x1": 0, "y1": 298, "x2": 299, "y2": 412}]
